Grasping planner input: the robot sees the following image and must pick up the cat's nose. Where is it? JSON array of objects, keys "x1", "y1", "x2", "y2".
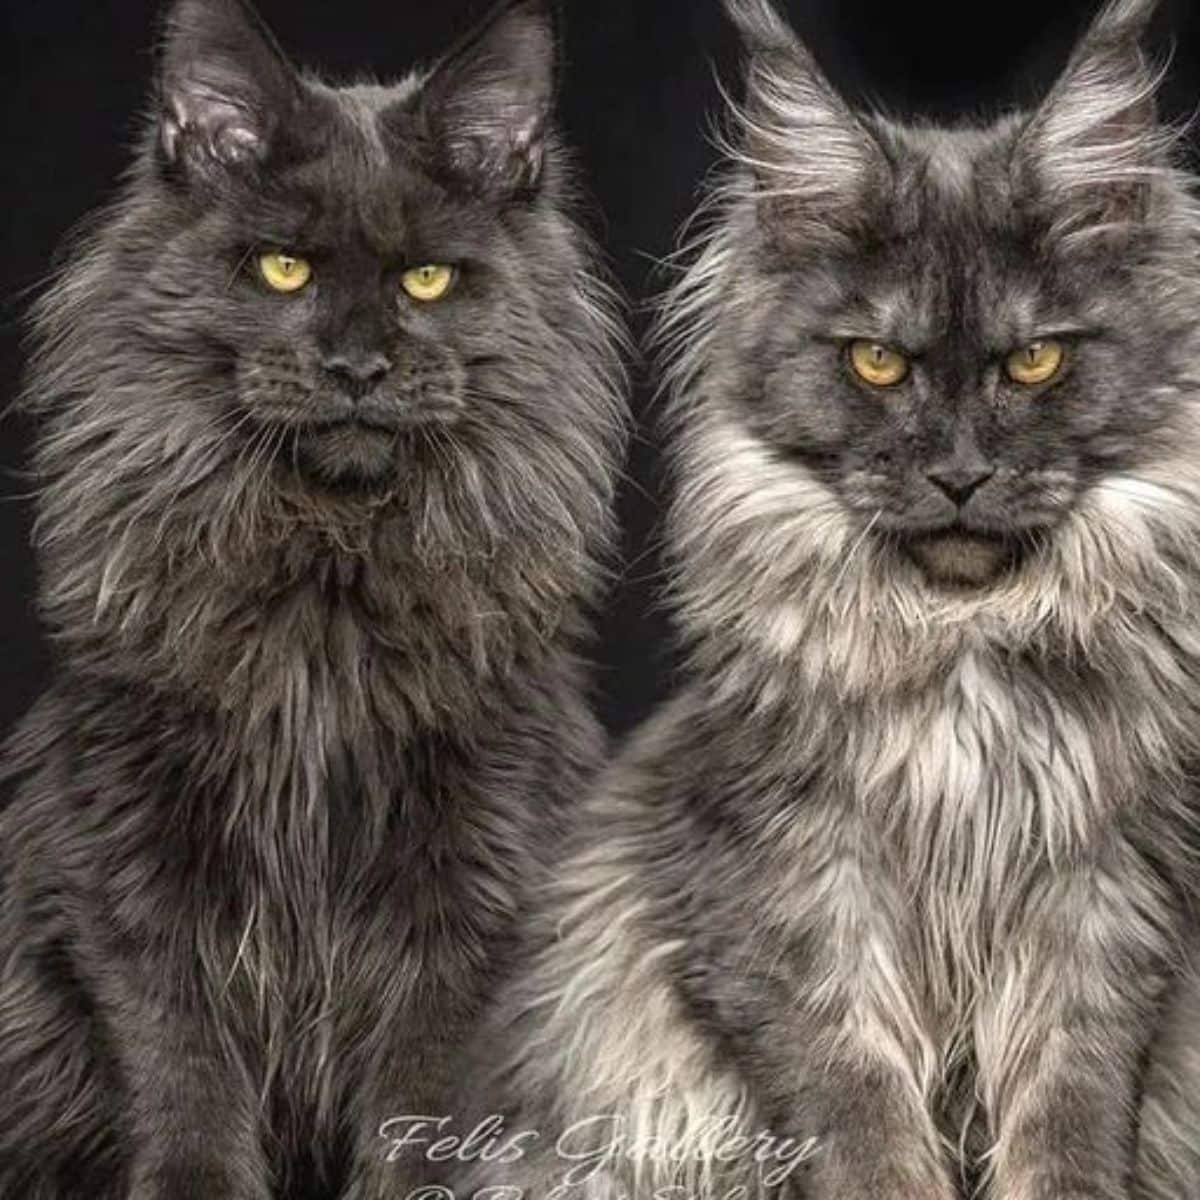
[
  {"x1": 321, "y1": 351, "x2": 392, "y2": 399},
  {"x1": 926, "y1": 461, "x2": 996, "y2": 506}
]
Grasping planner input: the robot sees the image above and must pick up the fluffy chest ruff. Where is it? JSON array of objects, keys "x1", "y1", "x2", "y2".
[{"x1": 758, "y1": 627, "x2": 1197, "y2": 1084}]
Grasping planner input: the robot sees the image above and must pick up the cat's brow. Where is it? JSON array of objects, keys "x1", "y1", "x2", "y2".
[{"x1": 244, "y1": 211, "x2": 313, "y2": 248}]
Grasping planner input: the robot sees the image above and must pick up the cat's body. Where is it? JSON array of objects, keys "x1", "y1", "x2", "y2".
[
  {"x1": 454, "y1": 1, "x2": 1200, "y2": 1197},
  {"x1": 5, "y1": 667, "x2": 598, "y2": 1200},
  {"x1": 459, "y1": 656, "x2": 1200, "y2": 1199},
  {"x1": 0, "y1": 1, "x2": 624, "y2": 1197}
]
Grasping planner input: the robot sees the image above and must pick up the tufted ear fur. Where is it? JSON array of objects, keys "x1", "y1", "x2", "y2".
[
  {"x1": 158, "y1": 0, "x2": 301, "y2": 183},
  {"x1": 1015, "y1": 0, "x2": 1168, "y2": 243},
  {"x1": 723, "y1": 0, "x2": 890, "y2": 251},
  {"x1": 418, "y1": 0, "x2": 559, "y2": 199}
]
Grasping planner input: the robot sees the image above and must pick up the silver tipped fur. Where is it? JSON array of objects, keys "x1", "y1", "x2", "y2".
[{"x1": 450, "y1": 1, "x2": 1200, "y2": 1198}]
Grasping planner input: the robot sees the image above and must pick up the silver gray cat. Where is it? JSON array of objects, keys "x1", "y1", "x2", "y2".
[{"x1": 455, "y1": 0, "x2": 1200, "y2": 1196}]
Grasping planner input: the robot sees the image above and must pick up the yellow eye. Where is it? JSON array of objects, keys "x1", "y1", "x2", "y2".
[
  {"x1": 258, "y1": 252, "x2": 312, "y2": 294},
  {"x1": 849, "y1": 341, "x2": 910, "y2": 388},
  {"x1": 1006, "y1": 340, "x2": 1066, "y2": 386},
  {"x1": 402, "y1": 264, "x2": 456, "y2": 303}
]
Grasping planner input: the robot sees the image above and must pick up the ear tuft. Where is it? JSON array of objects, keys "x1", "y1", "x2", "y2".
[
  {"x1": 159, "y1": 0, "x2": 300, "y2": 181},
  {"x1": 1016, "y1": 0, "x2": 1170, "y2": 243},
  {"x1": 419, "y1": 0, "x2": 559, "y2": 199},
  {"x1": 723, "y1": 0, "x2": 888, "y2": 250},
  {"x1": 723, "y1": 0, "x2": 802, "y2": 52}
]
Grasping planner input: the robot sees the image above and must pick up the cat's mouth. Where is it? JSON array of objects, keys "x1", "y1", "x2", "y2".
[{"x1": 902, "y1": 530, "x2": 1022, "y2": 589}]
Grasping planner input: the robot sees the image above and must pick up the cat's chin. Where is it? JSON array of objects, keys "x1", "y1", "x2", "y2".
[
  {"x1": 290, "y1": 422, "x2": 400, "y2": 490},
  {"x1": 903, "y1": 532, "x2": 1020, "y2": 590}
]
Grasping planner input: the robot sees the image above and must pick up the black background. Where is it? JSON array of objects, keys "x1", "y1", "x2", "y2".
[{"x1": 2, "y1": 0, "x2": 1198, "y2": 741}]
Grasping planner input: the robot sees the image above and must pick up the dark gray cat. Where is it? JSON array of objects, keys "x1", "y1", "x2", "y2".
[
  {"x1": 0, "y1": 0, "x2": 624, "y2": 1197},
  {"x1": 452, "y1": 0, "x2": 1200, "y2": 1197}
]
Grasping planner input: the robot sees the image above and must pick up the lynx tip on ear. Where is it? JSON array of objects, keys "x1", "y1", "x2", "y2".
[
  {"x1": 1090, "y1": 0, "x2": 1163, "y2": 41},
  {"x1": 722, "y1": 0, "x2": 799, "y2": 51}
]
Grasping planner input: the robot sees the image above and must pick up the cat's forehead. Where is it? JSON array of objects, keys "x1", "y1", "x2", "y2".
[
  {"x1": 313, "y1": 80, "x2": 417, "y2": 169},
  {"x1": 844, "y1": 116, "x2": 1084, "y2": 350},
  {"x1": 848, "y1": 240, "x2": 1069, "y2": 355},
  {"x1": 877, "y1": 118, "x2": 1023, "y2": 201},
  {"x1": 256, "y1": 77, "x2": 478, "y2": 255}
]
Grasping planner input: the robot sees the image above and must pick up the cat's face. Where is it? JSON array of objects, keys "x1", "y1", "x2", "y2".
[
  {"x1": 150, "y1": 0, "x2": 562, "y2": 488},
  {"x1": 674, "y1": 0, "x2": 1198, "y2": 605},
  {"x1": 738, "y1": 118, "x2": 1174, "y2": 589}
]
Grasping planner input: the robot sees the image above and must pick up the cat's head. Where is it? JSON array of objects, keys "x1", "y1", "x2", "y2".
[
  {"x1": 662, "y1": 0, "x2": 1200, "y2": 682},
  {"x1": 29, "y1": 0, "x2": 624, "y2": 682},
  {"x1": 144, "y1": 0, "x2": 586, "y2": 489}
]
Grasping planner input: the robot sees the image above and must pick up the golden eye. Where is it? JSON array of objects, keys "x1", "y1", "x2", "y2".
[
  {"x1": 258, "y1": 252, "x2": 312, "y2": 294},
  {"x1": 1006, "y1": 340, "x2": 1065, "y2": 386},
  {"x1": 849, "y1": 341, "x2": 910, "y2": 388},
  {"x1": 402, "y1": 264, "x2": 456, "y2": 303}
]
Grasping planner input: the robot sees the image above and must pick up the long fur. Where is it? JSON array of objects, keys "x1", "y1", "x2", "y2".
[
  {"x1": 453, "y1": 1, "x2": 1200, "y2": 1197},
  {"x1": 0, "y1": 1, "x2": 627, "y2": 1197}
]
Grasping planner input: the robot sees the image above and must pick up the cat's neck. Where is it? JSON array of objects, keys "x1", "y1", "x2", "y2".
[{"x1": 46, "y1": 494, "x2": 580, "y2": 739}]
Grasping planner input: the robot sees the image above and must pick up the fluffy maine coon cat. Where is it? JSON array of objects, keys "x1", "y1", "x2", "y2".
[
  {"x1": 0, "y1": 0, "x2": 624, "y2": 1197},
  {"x1": 450, "y1": 0, "x2": 1200, "y2": 1197}
]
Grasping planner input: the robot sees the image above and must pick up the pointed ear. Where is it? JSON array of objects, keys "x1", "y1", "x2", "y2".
[
  {"x1": 1015, "y1": 0, "x2": 1168, "y2": 242},
  {"x1": 418, "y1": 0, "x2": 559, "y2": 199},
  {"x1": 158, "y1": 0, "x2": 302, "y2": 182},
  {"x1": 723, "y1": 0, "x2": 889, "y2": 251}
]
